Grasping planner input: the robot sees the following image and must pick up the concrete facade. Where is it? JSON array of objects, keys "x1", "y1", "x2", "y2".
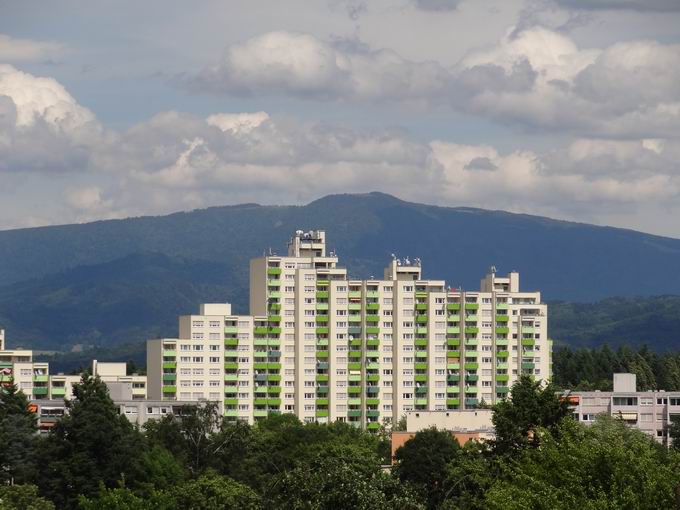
[
  {"x1": 149, "y1": 230, "x2": 551, "y2": 431},
  {"x1": 568, "y1": 373, "x2": 680, "y2": 445}
]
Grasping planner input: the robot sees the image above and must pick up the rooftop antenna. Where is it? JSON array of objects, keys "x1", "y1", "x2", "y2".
[{"x1": 490, "y1": 265, "x2": 497, "y2": 274}]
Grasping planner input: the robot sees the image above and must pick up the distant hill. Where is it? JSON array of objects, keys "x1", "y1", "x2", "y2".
[
  {"x1": 1, "y1": 192, "x2": 680, "y2": 351},
  {"x1": 549, "y1": 296, "x2": 680, "y2": 350}
]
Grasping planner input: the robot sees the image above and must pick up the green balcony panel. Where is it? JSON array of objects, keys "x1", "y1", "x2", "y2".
[
  {"x1": 349, "y1": 291, "x2": 362, "y2": 299},
  {"x1": 414, "y1": 362, "x2": 427, "y2": 370},
  {"x1": 496, "y1": 351, "x2": 509, "y2": 358},
  {"x1": 224, "y1": 350, "x2": 240, "y2": 357},
  {"x1": 224, "y1": 338, "x2": 239, "y2": 346},
  {"x1": 496, "y1": 362, "x2": 509, "y2": 370},
  {"x1": 366, "y1": 387, "x2": 380, "y2": 394},
  {"x1": 414, "y1": 374, "x2": 427, "y2": 383},
  {"x1": 317, "y1": 361, "x2": 329, "y2": 369},
  {"x1": 465, "y1": 327, "x2": 479, "y2": 334},
  {"x1": 465, "y1": 338, "x2": 479, "y2": 346},
  {"x1": 268, "y1": 327, "x2": 281, "y2": 335},
  {"x1": 416, "y1": 315, "x2": 428, "y2": 323},
  {"x1": 415, "y1": 398, "x2": 428, "y2": 406},
  {"x1": 347, "y1": 387, "x2": 362, "y2": 394},
  {"x1": 522, "y1": 362, "x2": 535, "y2": 370},
  {"x1": 224, "y1": 374, "x2": 238, "y2": 382},
  {"x1": 366, "y1": 327, "x2": 380, "y2": 335},
  {"x1": 268, "y1": 398, "x2": 282, "y2": 407},
  {"x1": 522, "y1": 326, "x2": 536, "y2": 334},
  {"x1": 496, "y1": 302, "x2": 509, "y2": 310},
  {"x1": 496, "y1": 374, "x2": 509, "y2": 382},
  {"x1": 162, "y1": 362, "x2": 177, "y2": 370},
  {"x1": 465, "y1": 398, "x2": 479, "y2": 407},
  {"x1": 253, "y1": 351, "x2": 268, "y2": 359},
  {"x1": 348, "y1": 398, "x2": 361, "y2": 405},
  {"x1": 366, "y1": 303, "x2": 380, "y2": 311},
  {"x1": 416, "y1": 327, "x2": 428, "y2": 335},
  {"x1": 465, "y1": 303, "x2": 479, "y2": 310},
  {"x1": 415, "y1": 385, "x2": 427, "y2": 393},
  {"x1": 495, "y1": 315, "x2": 509, "y2": 322},
  {"x1": 447, "y1": 338, "x2": 461, "y2": 347},
  {"x1": 366, "y1": 398, "x2": 380, "y2": 406},
  {"x1": 348, "y1": 351, "x2": 362, "y2": 358},
  {"x1": 447, "y1": 385, "x2": 460, "y2": 393},
  {"x1": 348, "y1": 303, "x2": 362, "y2": 311},
  {"x1": 316, "y1": 350, "x2": 329, "y2": 358},
  {"x1": 366, "y1": 291, "x2": 379, "y2": 298},
  {"x1": 348, "y1": 410, "x2": 362, "y2": 418},
  {"x1": 348, "y1": 374, "x2": 362, "y2": 382},
  {"x1": 316, "y1": 374, "x2": 329, "y2": 382},
  {"x1": 162, "y1": 373, "x2": 177, "y2": 381},
  {"x1": 447, "y1": 374, "x2": 460, "y2": 383},
  {"x1": 447, "y1": 363, "x2": 460, "y2": 370},
  {"x1": 522, "y1": 338, "x2": 536, "y2": 346},
  {"x1": 414, "y1": 338, "x2": 428, "y2": 347},
  {"x1": 267, "y1": 386, "x2": 281, "y2": 394},
  {"x1": 224, "y1": 326, "x2": 239, "y2": 334},
  {"x1": 464, "y1": 362, "x2": 479, "y2": 370},
  {"x1": 315, "y1": 315, "x2": 329, "y2": 323},
  {"x1": 366, "y1": 362, "x2": 380, "y2": 370},
  {"x1": 253, "y1": 409, "x2": 268, "y2": 418},
  {"x1": 465, "y1": 351, "x2": 479, "y2": 357},
  {"x1": 267, "y1": 291, "x2": 281, "y2": 299},
  {"x1": 316, "y1": 398, "x2": 329, "y2": 406},
  {"x1": 51, "y1": 387, "x2": 66, "y2": 396},
  {"x1": 366, "y1": 374, "x2": 380, "y2": 382},
  {"x1": 224, "y1": 398, "x2": 238, "y2": 406},
  {"x1": 254, "y1": 327, "x2": 268, "y2": 335},
  {"x1": 267, "y1": 362, "x2": 281, "y2": 370},
  {"x1": 447, "y1": 303, "x2": 461, "y2": 311},
  {"x1": 348, "y1": 362, "x2": 362, "y2": 371},
  {"x1": 366, "y1": 410, "x2": 380, "y2": 418},
  {"x1": 33, "y1": 375, "x2": 49, "y2": 382},
  {"x1": 466, "y1": 315, "x2": 479, "y2": 322},
  {"x1": 315, "y1": 327, "x2": 329, "y2": 335},
  {"x1": 225, "y1": 362, "x2": 239, "y2": 370},
  {"x1": 365, "y1": 315, "x2": 380, "y2": 323},
  {"x1": 465, "y1": 375, "x2": 479, "y2": 382},
  {"x1": 496, "y1": 386, "x2": 510, "y2": 394},
  {"x1": 267, "y1": 315, "x2": 281, "y2": 323},
  {"x1": 316, "y1": 410, "x2": 329, "y2": 418},
  {"x1": 366, "y1": 422, "x2": 380, "y2": 430},
  {"x1": 366, "y1": 339, "x2": 380, "y2": 347},
  {"x1": 268, "y1": 303, "x2": 281, "y2": 311},
  {"x1": 447, "y1": 398, "x2": 460, "y2": 407},
  {"x1": 447, "y1": 314, "x2": 461, "y2": 322},
  {"x1": 267, "y1": 267, "x2": 282, "y2": 275},
  {"x1": 348, "y1": 315, "x2": 362, "y2": 323},
  {"x1": 317, "y1": 339, "x2": 329, "y2": 347},
  {"x1": 316, "y1": 386, "x2": 329, "y2": 394},
  {"x1": 495, "y1": 327, "x2": 510, "y2": 334},
  {"x1": 31, "y1": 387, "x2": 48, "y2": 396},
  {"x1": 316, "y1": 303, "x2": 329, "y2": 311},
  {"x1": 415, "y1": 291, "x2": 428, "y2": 298},
  {"x1": 415, "y1": 303, "x2": 428, "y2": 311},
  {"x1": 316, "y1": 279, "x2": 330, "y2": 286},
  {"x1": 447, "y1": 327, "x2": 461, "y2": 335},
  {"x1": 496, "y1": 338, "x2": 509, "y2": 346},
  {"x1": 162, "y1": 386, "x2": 176, "y2": 393},
  {"x1": 316, "y1": 291, "x2": 329, "y2": 299}
]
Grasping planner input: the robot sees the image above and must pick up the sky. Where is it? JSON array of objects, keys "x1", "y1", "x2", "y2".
[{"x1": 0, "y1": 0, "x2": 679, "y2": 237}]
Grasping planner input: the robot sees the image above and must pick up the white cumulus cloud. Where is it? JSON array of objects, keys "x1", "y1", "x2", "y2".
[{"x1": 0, "y1": 34, "x2": 64, "y2": 63}]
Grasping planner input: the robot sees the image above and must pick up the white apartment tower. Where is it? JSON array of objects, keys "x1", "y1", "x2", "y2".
[{"x1": 148, "y1": 230, "x2": 550, "y2": 430}]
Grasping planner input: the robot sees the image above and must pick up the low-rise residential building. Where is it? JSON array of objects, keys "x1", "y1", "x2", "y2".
[
  {"x1": 568, "y1": 373, "x2": 680, "y2": 445},
  {"x1": 0, "y1": 330, "x2": 50, "y2": 400}
]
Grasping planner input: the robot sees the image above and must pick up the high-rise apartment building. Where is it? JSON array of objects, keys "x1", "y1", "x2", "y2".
[{"x1": 148, "y1": 230, "x2": 550, "y2": 430}]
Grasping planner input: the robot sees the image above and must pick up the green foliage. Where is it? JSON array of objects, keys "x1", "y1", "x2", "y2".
[
  {"x1": 553, "y1": 344, "x2": 680, "y2": 390},
  {"x1": 485, "y1": 416, "x2": 680, "y2": 510},
  {"x1": 0, "y1": 383, "x2": 38, "y2": 484},
  {"x1": 269, "y1": 447, "x2": 423, "y2": 510},
  {"x1": 492, "y1": 375, "x2": 571, "y2": 454},
  {"x1": 394, "y1": 427, "x2": 461, "y2": 508},
  {"x1": 35, "y1": 375, "x2": 148, "y2": 508},
  {"x1": 0, "y1": 485, "x2": 54, "y2": 510},
  {"x1": 166, "y1": 474, "x2": 261, "y2": 510}
]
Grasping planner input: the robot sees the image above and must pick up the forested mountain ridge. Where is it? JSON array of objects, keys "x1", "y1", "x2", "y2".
[{"x1": 2, "y1": 192, "x2": 680, "y2": 351}]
